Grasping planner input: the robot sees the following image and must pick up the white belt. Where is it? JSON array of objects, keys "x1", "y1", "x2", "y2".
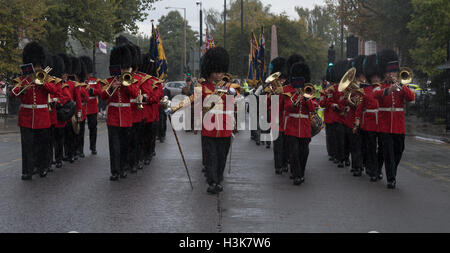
[
  {"x1": 362, "y1": 109, "x2": 378, "y2": 125},
  {"x1": 364, "y1": 109, "x2": 378, "y2": 113},
  {"x1": 288, "y1": 113, "x2": 309, "y2": 119},
  {"x1": 208, "y1": 110, "x2": 234, "y2": 115},
  {"x1": 109, "y1": 103, "x2": 130, "y2": 108},
  {"x1": 130, "y1": 99, "x2": 140, "y2": 103},
  {"x1": 89, "y1": 96, "x2": 97, "y2": 100},
  {"x1": 379, "y1": 107, "x2": 403, "y2": 112},
  {"x1": 21, "y1": 104, "x2": 48, "y2": 109}
]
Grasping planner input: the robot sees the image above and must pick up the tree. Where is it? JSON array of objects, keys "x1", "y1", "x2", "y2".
[
  {"x1": 0, "y1": 0, "x2": 47, "y2": 78},
  {"x1": 408, "y1": 0, "x2": 450, "y2": 77},
  {"x1": 157, "y1": 11, "x2": 199, "y2": 81},
  {"x1": 43, "y1": 0, "x2": 159, "y2": 53},
  {"x1": 205, "y1": 0, "x2": 328, "y2": 82}
]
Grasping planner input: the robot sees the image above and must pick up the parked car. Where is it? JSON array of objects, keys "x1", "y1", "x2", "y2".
[{"x1": 165, "y1": 81, "x2": 186, "y2": 99}]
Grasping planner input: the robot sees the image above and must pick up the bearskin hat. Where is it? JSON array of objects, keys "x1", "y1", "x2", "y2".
[
  {"x1": 58, "y1": 53, "x2": 71, "y2": 75},
  {"x1": 133, "y1": 44, "x2": 142, "y2": 71},
  {"x1": 378, "y1": 49, "x2": 399, "y2": 75},
  {"x1": 69, "y1": 56, "x2": 81, "y2": 76},
  {"x1": 334, "y1": 60, "x2": 350, "y2": 82},
  {"x1": 110, "y1": 45, "x2": 132, "y2": 70},
  {"x1": 363, "y1": 54, "x2": 383, "y2": 83},
  {"x1": 141, "y1": 53, "x2": 156, "y2": 76},
  {"x1": 200, "y1": 47, "x2": 229, "y2": 79},
  {"x1": 46, "y1": 54, "x2": 54, "y2": 70},
  {"x1": 125, "y1": 44, "x2": 138, "y2": 71},
  {"x1": 51, "y1": 55, "x2": 65, "y2": 78},
  {"x1": 290, "y1": 62, "x2": 311, "y2": 84},
  {"x1": 353, "y1": 55, "x2": 366, "y2": 78},
  {"x1": 22, "y1": 42, "x2": 48, "y2": 68},
  {"x1": 326, "y1": 64, "x2": 337, "y2": 83},
  {"x1": 80, "y1": 56, "x2": 93, "y2": 74},
  {"x1": 116, "y1": 35, "x2": 131, "y2": 47},
  {"x1": 270, "y1": 57, "x2": 287, "y2": 77},
  {"x1": 287, "y1": 54, "x2": 305, "y2": 77}
]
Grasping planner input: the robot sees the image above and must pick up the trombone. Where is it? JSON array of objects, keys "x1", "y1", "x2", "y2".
[{"x1": 101, "y1": 72, "x2": 136, "y2": 97}]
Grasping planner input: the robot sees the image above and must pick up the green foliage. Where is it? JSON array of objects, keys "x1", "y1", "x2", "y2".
[
  {"x1": 205, "y1": 0, "x2": 328, "y2": 82},
  {"x1": 408, "y1": 0, "x2": 450, "y2": 77},
  {"x1": 157, "y1": 11, "x2": 199, "y2": 81},
  {"x1": 0, "y1": 0, "x2": 47, "y2": 78}
]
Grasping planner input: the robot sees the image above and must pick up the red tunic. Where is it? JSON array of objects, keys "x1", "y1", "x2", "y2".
[
  {"x1": 373, "y1": 82, "x2": 415, "y2": 134},
  {"x1": 355, "y1": 85, "x2": 380, "y2": 132},
  {"x1": 100, "y1": 78, "x2": 140, "y2": 128},
  {"x1": 282, "y1": 85, "x2": 316, "y2": 139},
  {"x1": 86, "y1": 77, "x2": 102, "y2": 115},
  {"x1": 75, "y1": 83, "x2": 89, "y2": 121},
  {"x1": 11, "y1": 76, "x2": 61, "y2": 129},
  {"x1": 201, "y1": 81, "x2": 233, "y2": 138},
  {"x1": 140, "y1": 76, "x2": 159, "y2": 123},
  {"x1": 130, "y1": 74, "x2": 144, "y2": 123}
]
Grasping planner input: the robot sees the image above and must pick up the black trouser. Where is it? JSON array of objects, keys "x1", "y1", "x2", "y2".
[
  {"x1": 138, "y1": 120, "x2": 146, "y2": 164},
  {"x1": 64, "y1": 123, "x2": 76, "y2": 159},
  {"x1": 287, "y1": 135, "x2": 310, "y2": 178},
  {"x1": 204, "y1": 136, "x2": 231, "y2": 185},
  {"x1": 143, "y1": 122, "x2": 153, "y2": 161},
  {"x1": 349, "y1": 127, "x2": 363, "y2": 169},
  {"x1": 325, "y1": 123, "x2": 335, "y2": 157},
  {"x1": 334, "y1": 123, "x2": 346, "y2": 162},
  {"x1": 380, "y1": 133, "x2": 405, "y2": 182},
  {"x1": 361, "y1": 130, "x2": 378, "y2": 177},
  {"x1": 273, "y1": 132, "x2": 288, "y2": 170},
  {"x1": 54, "y1": 126, "x2": 65, "y2": 163},
  {"x1": 344, "y1": 125, "x2": 352, "y2": 162},
  {"x1": 377, "y1": 133, "x2": 384, "y2": 174},
  {"x1": 107, "y1": 126, "x2": 130, "y2": 175},
  {"x1": 129, "y1": 121, "x2": 145, "y2": 168},
  {"x1": 20, "y1": 127, "x2": 49, "y2": 175},
  {"x1": 158, "y1": 108, "x2": 167, "y2": 138},
  {"x1": 202, "y1": 135, "x2": 207, "y2": 167},
  {"x1": 87, "y1": 114, "x2": 98, "y2": 151},
  {"x1": 151, "y1": 120, "x2": 158, "y2": 155},
  {"x1": 76, "y1": 120, "x2": 86, "y2": 155},
  {"x1": 48, "y1": 126, "x2": 55, "y2": 167}
]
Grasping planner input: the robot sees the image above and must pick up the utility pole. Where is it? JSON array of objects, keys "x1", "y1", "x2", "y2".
[
  {"x1": 92, "y1": 44, "x2": 96, "y2": 76},
  {"x1": 224, "y1": 0, "x2": 227, "y2": 50},
  {"x1": 240, "y1": 0, "x2": 244, "y2": 79},
  {"x1": 340, "y1": 0, "x2": 344, "y2": 60}
]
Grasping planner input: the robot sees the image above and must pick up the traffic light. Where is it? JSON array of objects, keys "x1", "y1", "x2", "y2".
[
  {"x1": 328, "y1": 45, "x2": 335, "y2": 64},
  {"x1": 347, "y1": 35, "x2": 359, "y2": 59}
]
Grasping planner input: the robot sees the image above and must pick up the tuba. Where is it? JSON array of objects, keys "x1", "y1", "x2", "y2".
[
  {"x1": 264, "y1": 72, "x2": 284, "y2": 95},
  {"x1": 338, "y1": 67, "x2": 364, "y2": 107}
]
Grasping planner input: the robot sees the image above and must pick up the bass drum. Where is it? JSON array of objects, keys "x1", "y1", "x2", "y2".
[{"x1": 310, "y1": 112, "x2": 324, "y2": 137}]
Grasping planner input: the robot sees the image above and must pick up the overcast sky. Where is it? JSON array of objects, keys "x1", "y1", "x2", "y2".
[{"x1": 137, "y1": 0, "x2": 325, "y2": 37}]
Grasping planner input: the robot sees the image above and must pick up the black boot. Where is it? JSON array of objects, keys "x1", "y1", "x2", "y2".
[
  {"x1": 387, "y1": 180, "x2": 396, "y2": 189},
  {"x1": 353, "y1": 168, "x2": 362, "y2": 177},
  {"x1": 56, "y1": 162, "x2": 62, "y2": 169},
  {"x1": 207, "y1": 184, "x2": 219, "y2": 194},
  {"x1": 345, "y1": 159, "x2": 350, "y2": 167},
  {"x1": 337, "y1": 161, "x2": 344, "y2": 168},
  {"x1": 21, "y1": 174, "x2": 32, "y2": 180},
  {"x1": 110, "y1": 174, "x2": 119, "y2": 181},
  {"x1": 275, "y1": 168, "x2": 282, "y2": 175}
]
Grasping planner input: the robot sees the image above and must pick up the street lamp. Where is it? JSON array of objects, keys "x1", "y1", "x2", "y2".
[
  {"x1": 197, "y1": 1, "x2": 202, "y2": 78},
  {"x1": 166, "y1": 6, "x2": 187, "y2": 78}
]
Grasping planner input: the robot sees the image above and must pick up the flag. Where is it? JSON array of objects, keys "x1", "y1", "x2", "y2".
[
  {"x1": 257, "y1": 26, "x2": 266, "y2": 83},
  {"x1": 150, "y1": 24, "x2": 168, "y2": 80},
  {"x1": 247, "y1": 32, "x2": 259, "y2": 87},
  {"x1": 98, "y1": 41, "x2": 107, "y2": 54},
  {"x1": 203, "y1": 25, "x2": 216, "y2": 55}
]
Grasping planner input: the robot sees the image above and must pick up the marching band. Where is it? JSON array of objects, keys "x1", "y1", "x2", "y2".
[{"x1": 11, "y1": 39, "x2": 415, "y2": 193}]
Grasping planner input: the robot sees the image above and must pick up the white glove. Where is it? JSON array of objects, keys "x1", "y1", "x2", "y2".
[
  {"x1": 255, "y1": 85, "x2": 263, "y2": 96},
  {"x1": 164, "y1": 107, "x2": 173, "y2": 115},
  {"x1": 228, "y1": 88, "x2": 237, "y2": 96}
]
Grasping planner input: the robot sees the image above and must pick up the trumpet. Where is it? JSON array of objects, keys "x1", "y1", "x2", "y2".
[
  {"x1": 34, "y1": 66, "x2": 54, "y2": 85},
  {"x1": 393, "y1": 67, "x2": 413, "y2": 92},
  {"x1": 291, "y1": 83, "x2": 315, "y2": 107}
]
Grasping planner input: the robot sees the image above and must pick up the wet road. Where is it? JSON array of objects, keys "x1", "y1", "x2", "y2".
[{"x1": 0, "y1": 122, "x2": 449, "y2": 233}]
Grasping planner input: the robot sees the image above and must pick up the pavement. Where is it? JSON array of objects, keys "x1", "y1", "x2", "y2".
[{"x1": 0, "y1": 120, "x2": 449, "y2": 233}]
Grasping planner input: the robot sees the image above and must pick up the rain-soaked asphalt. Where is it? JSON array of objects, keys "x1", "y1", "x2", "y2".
[{"x1": 0, "y1": 120, "x2": 449, "y2": 233}]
